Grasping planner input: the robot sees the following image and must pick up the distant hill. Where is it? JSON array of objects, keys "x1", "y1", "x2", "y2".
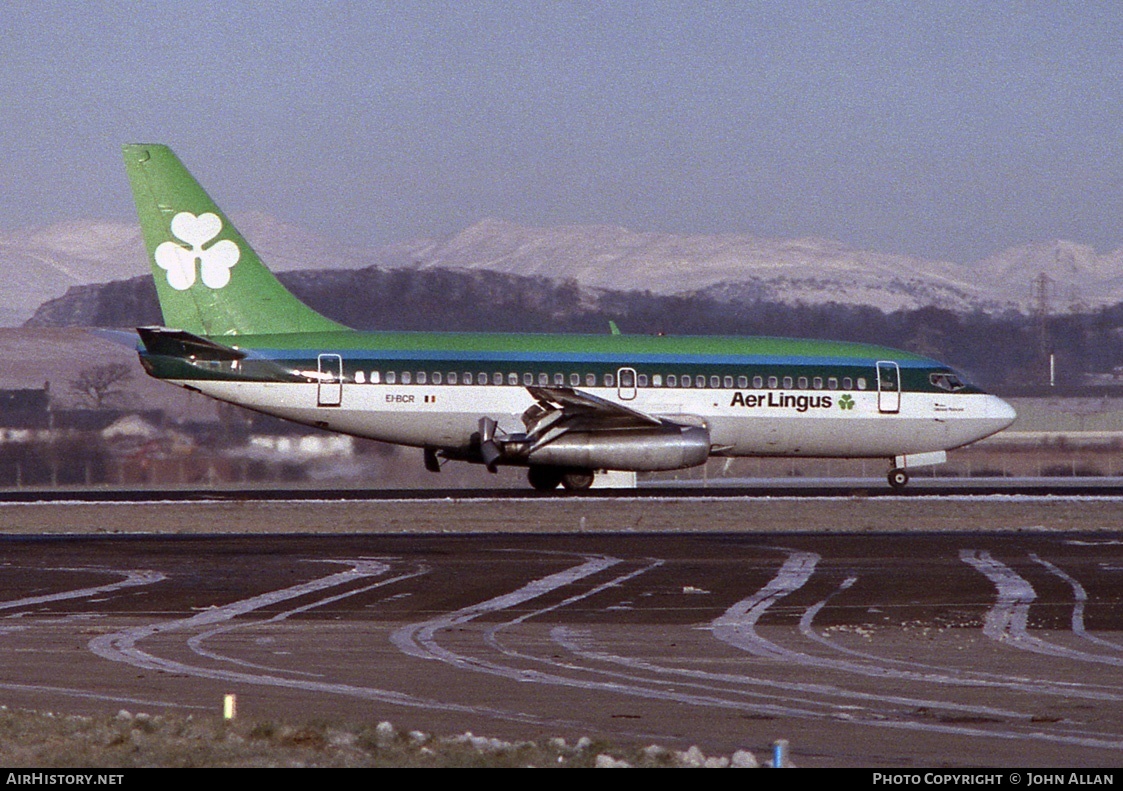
[
  {"x1": 4, "y1": 214, "x2": 1122, "y2": 326},
  {"x1": 31, "y1": 264, "x2": 1123, "y2": 392}
]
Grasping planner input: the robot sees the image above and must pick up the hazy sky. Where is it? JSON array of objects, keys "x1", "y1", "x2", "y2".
[{"x1": 2, "y1": 1, "x2": 1122, "y2": 262}]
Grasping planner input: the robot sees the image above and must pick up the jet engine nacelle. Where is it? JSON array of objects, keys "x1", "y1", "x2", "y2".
[{"x1": 526, "y1": 425, "x2": 711, "y2": 471}]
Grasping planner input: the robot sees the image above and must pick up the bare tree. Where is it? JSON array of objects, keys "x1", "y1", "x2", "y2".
[{"x1": 69, "y1": 363, "x2": 135, "y2": 409}]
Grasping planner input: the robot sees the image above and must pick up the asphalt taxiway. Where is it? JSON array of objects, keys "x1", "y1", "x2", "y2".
[{"x1": 1, "y1": 496, "x2": 1122, "y2": 767}]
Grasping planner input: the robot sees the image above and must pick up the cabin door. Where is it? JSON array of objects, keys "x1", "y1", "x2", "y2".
[
  {"x1": 317, "y1": 354, "x2": 343, "y2": 407},
  {"x1": 876, "y1": 361, "x2": 901, "y2": 414},
  {"x1": 617, "y1": 367, "x2": 637, "y2": 400}
]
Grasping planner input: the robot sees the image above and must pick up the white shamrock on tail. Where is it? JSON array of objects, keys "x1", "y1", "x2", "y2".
[{"x1": 154, "y1": 212, "x2": 240, "y2": 290}]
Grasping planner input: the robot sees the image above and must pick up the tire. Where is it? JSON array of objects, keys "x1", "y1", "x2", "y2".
[
  {"x1": 527, "y1": 467, "x2": 563, "y2": 491},
  {"x1": 560, "y1": 469, "x2": 596, "y2": 491},
  {"x1": 887, "y1": 468, "x2": 909, "y2": 489}
]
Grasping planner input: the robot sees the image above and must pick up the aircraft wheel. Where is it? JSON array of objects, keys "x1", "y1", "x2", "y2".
[
  {"x1": 887, "y1": 468, "x2": 909, "y2": 490},
  {"x1": 527, "y1": 467, "x2": 563, "y2": 492},
  {"x1": 560, "y1": 469, "x2": 596, "y2": 491}
]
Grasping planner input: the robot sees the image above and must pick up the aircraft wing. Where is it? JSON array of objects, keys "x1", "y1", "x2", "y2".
[
  {"x1": 516, "y1": 385, "x2": 679, "y2": 457},
  {"x1": 524, "y1": 385, "x2": 663, "y2": 428}
]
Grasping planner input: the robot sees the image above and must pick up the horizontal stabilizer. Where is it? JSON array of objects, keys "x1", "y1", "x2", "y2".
[{"x1": 136, "y1": 325, "x2": 246, "y2": 361}]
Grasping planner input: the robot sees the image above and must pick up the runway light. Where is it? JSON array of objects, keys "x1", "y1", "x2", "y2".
[{"x1": 224, "y1": 693, "x2": 237, "y2": 720}]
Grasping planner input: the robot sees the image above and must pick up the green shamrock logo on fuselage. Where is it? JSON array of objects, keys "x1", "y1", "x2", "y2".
[{"x1": 839, "y1": 394, "x2": 855, "y2": 410}]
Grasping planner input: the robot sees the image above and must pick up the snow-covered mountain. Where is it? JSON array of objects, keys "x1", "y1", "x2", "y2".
[
  {"x1": 402, "y1": 219, "x2": 1123, "y2": 313},
  {"x1": 0, "y1": 213, "x2": 385, "y2": 327},
  {"x1": 3, "y1": 215, "x2": 1121, "y2": 326}
]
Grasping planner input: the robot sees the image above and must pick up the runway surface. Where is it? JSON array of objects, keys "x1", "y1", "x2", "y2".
[
  {"x1": 4, "y1": 476, "x2": 1123, "y2": 501},
  {"x1": 1, "y1": 513, "x2": 1122, "y2": 766}
]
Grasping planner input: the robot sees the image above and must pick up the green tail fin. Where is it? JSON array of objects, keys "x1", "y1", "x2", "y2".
[{"x1": 122, "y1": 144, "x2": 345, "y2": 337}]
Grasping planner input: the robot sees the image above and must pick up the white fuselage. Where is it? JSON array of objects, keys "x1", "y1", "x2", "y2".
[{"x1": 177, "y1": 378, "x2": 1016, "y2": 459}]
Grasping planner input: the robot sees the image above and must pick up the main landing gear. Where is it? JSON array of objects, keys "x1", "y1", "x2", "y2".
[
  {"x1": 887, "y1": 467, "x2": 909, "y2": 490},
  {"x1": 527, "y1": 466, "x2": 595, "y2": 492}
]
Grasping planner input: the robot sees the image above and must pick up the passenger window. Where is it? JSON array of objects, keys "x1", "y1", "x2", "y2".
[
  {"x1": 753, "y1": 376, "x2": 763, "y2": 388},
  {"x1": 506, "y1": 372, "x2": 517, "y2": 385},
  {"x1": 842, "y1": 377, "x2": 852, "y2": 389},
  {"x1": 570, "y1": 373, "x2": 581, "y2": 386},
  {"x1": 355, "y1": 371, "x2": 366, "y2": 384},
  {"x1": 447, "y1": 372, "x2": 457, "y2": 385},
  {"x1": 710, "y1": 376, "x2": 720, "y2": 388},
  {"x1": 402, "y1": 372, "x2": 412, "y2": 384},
  {"x1": 370, "y1": 371, "x2": 381, "y2": 384},
  {"x1": 857, "y1": 377, "x2": 868, "y2": 390},
  {"x1": 493, "y1": 372, "x2": 503, "y2": 385},
  {"x1": 416, "y1": 372, "x2": 427, "y2": 385},
  {"x1": 768, "y1": 376, "x2": 778, "y2": 388},
  {"x1": 737, "y1": 376, "x2": 748, "y2": 388},
  {"x1": 813, "y1": 377, "x2": 823, "y2": 389},
  {"x1": 586, "y1": 373, "x2": 596, "y2": 387},
  {"x1": 477, "y1": 372, "x2": 487, "y2": 385},
  {"x1": 696, "y1": 375, "x2": 706, "y2": 388},
  {"x1": 783, "y1": 376, "x2": 793, "y2": 388},
  {"x1": 386, "y1": 371, "x2": 397, "y2": 384},
  {"x1": 797, "y1": 376, "x2": 807, "y2": 389},
  {"x1": 523, "y1": 372, "x2": 533, "y2": 386},
  {"x1": 723, "y1": 376, "x2": 733, "y2": 388},
  {"x1": 638, "y1": 374, "x2": 648, "y2": 387},
  {"x1": 604, "y1": 374, "x2": 615, "y2": 387},
  {"x1": 667, "y1": 375, "x2": 677, "y2": 387},
  {"x1": 681, "y1": 376, "x2": 691, "y2": 388},
  {"x1": 653, "y1": 374, "x2": 663, "y2": 387},
  {"x1": 828, "y1": 377, "x2": 839, "y2": 390},
  {"x1": 538, "y1": 372, "x2": 549, "y2": 386}
]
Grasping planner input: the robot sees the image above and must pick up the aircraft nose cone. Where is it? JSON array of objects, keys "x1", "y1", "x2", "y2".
[{"x1": 987, "y1": 395, "x2": 1017, "y2": 430}]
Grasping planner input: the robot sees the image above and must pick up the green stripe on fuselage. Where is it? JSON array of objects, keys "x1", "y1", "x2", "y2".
[{"x1": 202, "y1": 329, "x2": 932, "y2": 362}]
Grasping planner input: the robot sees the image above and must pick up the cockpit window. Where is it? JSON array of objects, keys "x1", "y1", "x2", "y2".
[{"x1": 930, "y1": 372, "x2": 966, "y2": 392}]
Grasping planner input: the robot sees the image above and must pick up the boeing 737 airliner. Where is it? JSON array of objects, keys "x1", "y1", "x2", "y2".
[{"x1": 122, "y1": 144, "x2": 1016, "y2": 490}]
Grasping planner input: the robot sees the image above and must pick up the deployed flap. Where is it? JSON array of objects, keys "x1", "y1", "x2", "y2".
[
  {"x1": 524, "y1": 385, "x2": 663, "y2": 431},
  {"x1": 136, "y1": 325, "x2": 247, "y2": 361}
]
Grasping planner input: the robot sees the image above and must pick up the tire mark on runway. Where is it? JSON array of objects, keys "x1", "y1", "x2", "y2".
[
  {"x1": 710, "y1": 550, "x2": 820, "y2": 662},
  {"x1": 185, "y1": 559, "x2": 429, "y2": 676},
  {"x1": 391, "y1": 550, "x2": 1078, "y2": 737},
  {"x1": 0, "y1": 681, "x2": 207, "y2": 711},
  {"x1": 962, "y1": 550, "x2": 1123, "y2": 666},
  {"x1": 1030, "y1": 553, "x2": 1123, "y2": 653},
  {"x1": 87, "y1": 559, "x2": 583, "y2": 728},
  {"x1": 90, "y1": 558, "x2": 393, "y2": 673},
  {"x1": 392, "y1": 553, "x2": 867, "y2": 720},
  {"x1": 391, "y1": 553, "x2": 622, "y2": 666},
  {"x1": 708, "y1": 549, "x2": 1123, "y2": 698},
  {"x1": 537, "y1": 553, "x2": 1123, "y2": 751},
  {"x1": 0, "y1": 568, "x2": 165, "y2": 612},
  {"x1": 792, "y1": 575, "x2": 1123, "y2": 698}
]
